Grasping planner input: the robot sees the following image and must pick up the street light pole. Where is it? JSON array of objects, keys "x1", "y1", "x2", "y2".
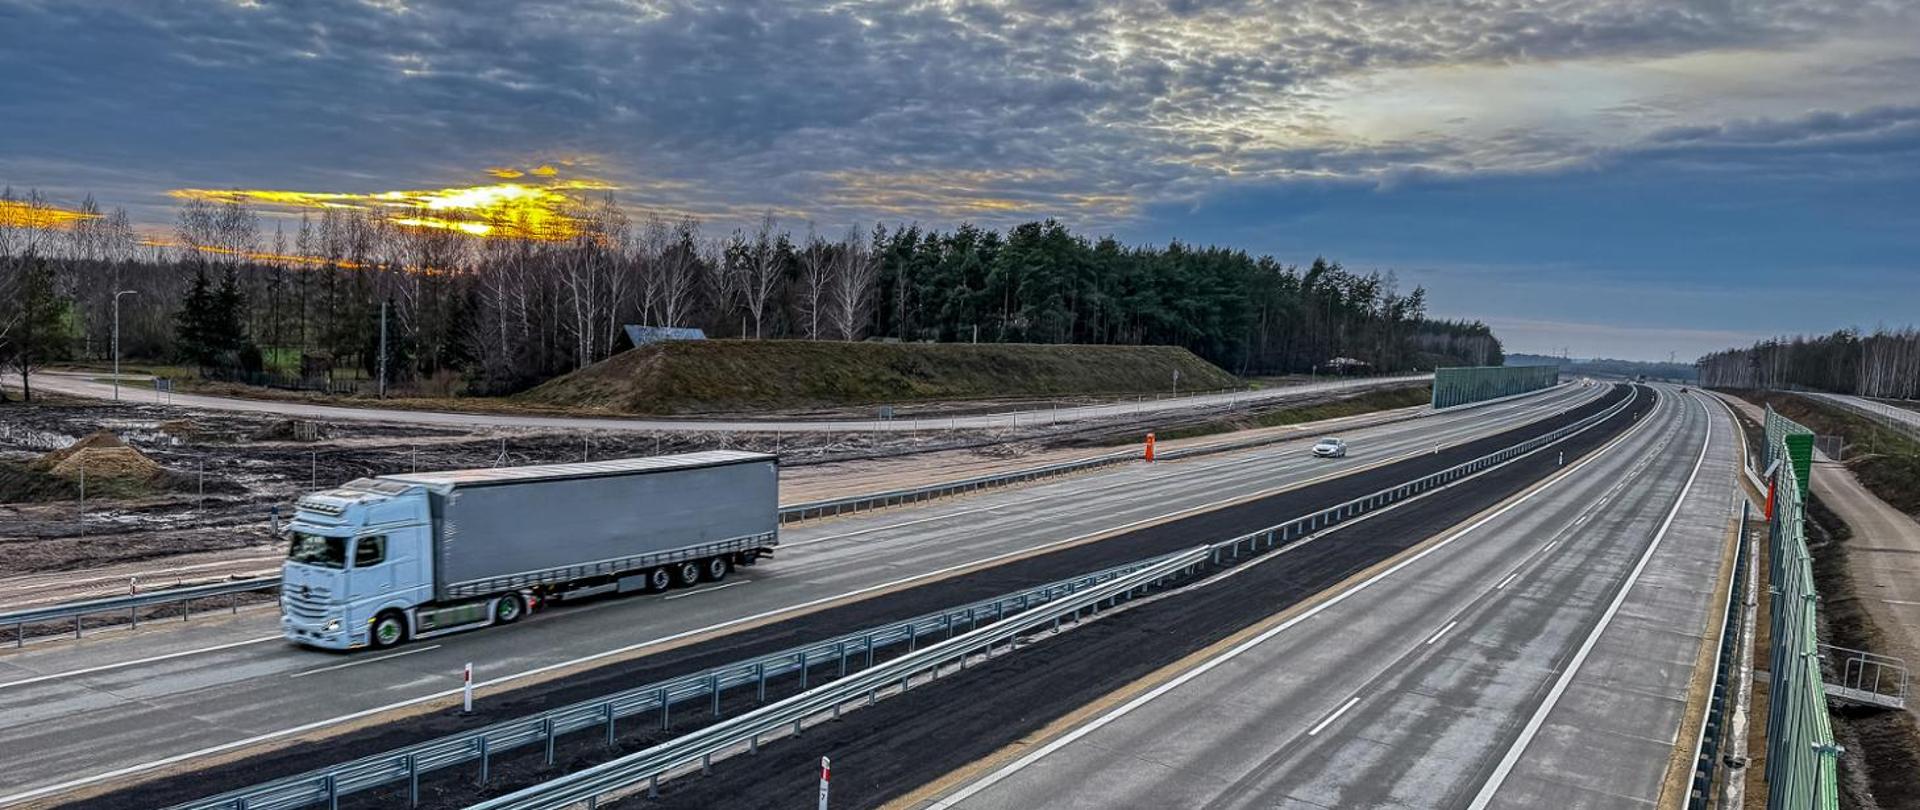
[{"x1": 112, "y1": 289, "x2": 138, "y2": 402}]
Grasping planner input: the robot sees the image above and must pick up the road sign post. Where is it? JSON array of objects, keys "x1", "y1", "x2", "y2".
[{"x1": 818, "y1": 756, "x2": 831, "y2": 810}]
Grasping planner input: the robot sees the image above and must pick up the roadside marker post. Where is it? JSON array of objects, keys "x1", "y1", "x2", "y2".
[
  {"x1": 818, "y1": 756, "x2": 831, "y2": 810},
  {"x1": 462, "y1": 663, "x2": 474, "y2": 714}
]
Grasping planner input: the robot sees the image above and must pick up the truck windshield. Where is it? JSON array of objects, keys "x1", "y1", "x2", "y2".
[{"x1": 286, "y1": 532, "x2": 347, "y2": 569}]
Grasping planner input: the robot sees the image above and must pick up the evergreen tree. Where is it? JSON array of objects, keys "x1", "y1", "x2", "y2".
[
  {"x1": 1, "y1": 254, "x2": 73, "y2": 401},
  {"x1": 174, "y1": 267, "x2": 216, "y2": 367}
]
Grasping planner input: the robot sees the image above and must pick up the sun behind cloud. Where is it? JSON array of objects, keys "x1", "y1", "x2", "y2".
[{"x1": 169, "y1": 172, "x2": 618, "y2": 242}]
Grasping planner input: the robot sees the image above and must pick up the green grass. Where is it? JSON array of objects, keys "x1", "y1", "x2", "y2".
[{"x1": 518, "y1": 340, "x2": 1246, "y2": 415}]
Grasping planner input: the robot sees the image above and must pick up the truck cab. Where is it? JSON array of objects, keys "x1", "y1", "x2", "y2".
[{"x1": 281, "y1": 480, "x2": 435, "y2": 650}]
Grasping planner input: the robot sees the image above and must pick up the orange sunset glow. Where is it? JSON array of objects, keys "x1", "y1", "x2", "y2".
[
  {"x1": 169, "y1": 173, "x2": 616, "y2": 242},
  {"x1": 0, "y1": 198, "x2": 100, "y2": 230}
]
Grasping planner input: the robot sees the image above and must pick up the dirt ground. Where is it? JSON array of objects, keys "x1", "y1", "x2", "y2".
[
  {"x1": 1806, "y1": 490, "x2": 1920, "y2": 810},
  {"x1": 0, "y1": 385, "x2": 1421, "y2": 606}
]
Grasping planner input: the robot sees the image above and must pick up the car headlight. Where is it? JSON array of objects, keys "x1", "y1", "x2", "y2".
[{"x1": 324, "y1": 618, "x2": 342, "y2": 632}]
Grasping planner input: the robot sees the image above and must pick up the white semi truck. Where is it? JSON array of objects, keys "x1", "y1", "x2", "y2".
[{"x1": 279, "y1": 450, "x2": 778, "y2": 650}]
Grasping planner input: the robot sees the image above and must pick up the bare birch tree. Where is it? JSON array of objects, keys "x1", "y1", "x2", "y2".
[{"x1": 826, "y1": 225, "x2": 878, "y2": 341}]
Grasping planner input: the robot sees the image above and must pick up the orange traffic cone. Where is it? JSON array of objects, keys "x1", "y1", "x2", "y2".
[{"x1": 1144, "y1": 432, "x2": 1156, "y2": 462}]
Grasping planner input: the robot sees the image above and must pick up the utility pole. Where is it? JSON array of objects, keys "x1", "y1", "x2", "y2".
[
  {"x1": 112, "y1": 289, "x2": 138, "y2": 401},
  {"x1": 377, "y1": 299, "x2": 389, "y2": 399}
]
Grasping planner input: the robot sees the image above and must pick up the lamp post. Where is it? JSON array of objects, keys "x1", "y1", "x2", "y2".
[{"x1": 112, "y1": 289, "x2": 138, "y2": 402}]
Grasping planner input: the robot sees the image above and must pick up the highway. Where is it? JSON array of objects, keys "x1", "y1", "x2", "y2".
[
  {"x1": 923, "y1": 386, "x2": 1739, "y2": 810},
  {"x1": 0, "y1": 382, "x2": 1599, "y2": 806},
  {"x1": 26, "y1": 370, "x2": 1428, "y2": 433},
  {"x1": 1802, "y1": 390, "x2": 1920, "y2": 442}
]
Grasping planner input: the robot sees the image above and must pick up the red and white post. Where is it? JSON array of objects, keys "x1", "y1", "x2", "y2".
[
  {"x1": 818, "y1": 756, "x2": 831, "y2": 810},
  {"x1": 462, "y1": 662, "x2": 474, "y2": 714}
]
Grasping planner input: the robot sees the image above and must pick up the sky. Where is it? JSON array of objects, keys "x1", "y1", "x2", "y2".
[{"x1": 1, "y1": 0, "x2": 1916, "y2": 362}]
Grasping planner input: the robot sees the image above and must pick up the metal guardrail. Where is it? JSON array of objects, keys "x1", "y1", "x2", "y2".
[
  {"x1": 776, "y1": 450, "x2": 1138, "y2": 522},
  {"x1": 1686, "y1": 501, "x2": 1752, "y2": 808},
  {"x1": 1819, "y1": 644, "x2": 1909, "y2": 710},
  {"x1": 14, "y1": 393, "x2": 1450, "y2": 639},
  {"x1": 776, "y1": 393, "x2": 1446, "y2": 523},
  {"x1": 2, "y1": 576, "x2": 280, "y2": 647},
  {"x1": 464, "y1": 387, "x2": 1638, "y2": 810},
  {"x1": 165, "y1": 554, "x2": 1194, "y2": 810},
  {"x1": 465, "y1": 548, "x2": 1212, "y2": 810},
  {"x1": 1800, "y1": 392, "x2": 1920, "y2": 446},
  {"x1": 167, "y1": 385, "x2": 1634, "y2": 810}
]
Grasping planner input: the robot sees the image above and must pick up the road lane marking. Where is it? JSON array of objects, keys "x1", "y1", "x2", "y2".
[
  {"x1": 663, "y1": 581, "x2": 748, "y2": 601},
  {"x1": 1426, "y1": 621, "x2": 1461, "y2": 646},
  {"x1": 923, "y1": 388, "x2": 1649, "y2": 809},
  {"x1": 289, "y1": 645, "x2": 442, "y2": 679},
  {"x1": 1467, "y1": 394, "x2": 1712, "y2": 809},
  {"x1": 0, "y1": 386, "x2": 1610, "y2": 807},
  {"x1": 782, "y1": 396, "x2": 1568, "y2": 550},
  {"x1": 1307, "y1": 697, "x2": 1362, "y2": 736},
  {"x1": 1495, "y1": 573, "x2": 1520, "y2": 591},
  {"x1": 0, "y1": 636, "x2": 283, "y2": 691}
]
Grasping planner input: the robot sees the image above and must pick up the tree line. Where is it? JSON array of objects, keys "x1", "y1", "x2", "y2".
[
  {"x1": 1, "y1": 185, "x2": 1503, "y2": 400},
  {"x1": 1697, "y1": 328, "x2": 1920, "y2": 399}
]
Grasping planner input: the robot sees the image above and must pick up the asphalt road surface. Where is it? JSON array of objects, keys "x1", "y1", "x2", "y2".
[
  {"x1": 27, "y1": 371, "x2": 1430, "y2": 433},
  {"x1": 0, "y1": 383, "x2": 1598, "y2": 805},
  {"x1": 929, "y1": 386, "x2": 1738, "y2": 810}
]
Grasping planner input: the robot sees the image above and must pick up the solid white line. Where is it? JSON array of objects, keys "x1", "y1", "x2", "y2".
[
  {"x1": 1426, "y1": 621, "x2": 1461, "y2": 646},
  {"x1": 1307, "y1": 697, "x2": 1362, "y2": 736},
  {"x1": 1543, "y1": 541, "x2": 1558, "y2": 551},
  {"x1": 0, "y1": 636, "x2": 283, "y2": 691},
  {"x1": 1495, "y1": 573, "x2": 1520, "y2": 591},
  {"x1": 288, "y1": 645, "x2": 441, "y2": 679},
  {"x1": 1466, "y1": 394, "x2": 1712, "y2": 809},
  {"x1": 0, "y1": 386, "x2": 1606, "y2": 807},
  {"x1": 927, "y1": 389, "x2": 1650, "y2": 809},
  {"x1": 781, "y1": 385, "x2": 1601, "y2": 551},
  {"x1": 663, "y1": 581, "x2": 748, "y2": 601},
  {"x1": 1884, "y1": 599, "x2": 1920, "y2": 607}
]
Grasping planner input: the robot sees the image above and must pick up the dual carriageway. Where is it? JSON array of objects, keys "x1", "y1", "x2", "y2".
[{"x1": 0, "y1": 379, "x2": 1747, "y2": 809}]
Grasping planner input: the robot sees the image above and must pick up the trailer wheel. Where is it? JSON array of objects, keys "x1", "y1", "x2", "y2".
[
  {"x1": 675, "y1": 561, "x2": 702, "y2": 587},
  {"x1": 646, "y1": 567, "x2": 673, "y2": 592},
  {"x1": 371, "y1": 611, "x2": 408, "y2": 649},
  {"x1": 704, "y1": 556, "x2": 731, "y2": 582},
  {"x1": 495, "y1": 593, "x2": 526, "y2": 625}
]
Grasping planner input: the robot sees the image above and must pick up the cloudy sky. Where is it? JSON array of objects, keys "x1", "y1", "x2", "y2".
[{"x1": 2, "y1": 0, "x2": 1915, "y2": 361}]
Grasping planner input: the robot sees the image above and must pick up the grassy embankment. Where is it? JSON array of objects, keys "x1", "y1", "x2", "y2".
[
  {"x1": 54, "y1": 342, "x2": 1249, "y2": 417},
  {"x1": 1731, "y1": 390, "x2": 1920, "y2": 517},
  {"x1": 518, "y1": 340, "x2": 1245, "y2": 415}
]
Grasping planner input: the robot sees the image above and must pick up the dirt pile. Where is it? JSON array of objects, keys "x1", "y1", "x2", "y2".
[
  {"x1": 1, "y1": 431, "x2": 176, "y2": 501},
  {"x1": 35, "y1": 430, "x2": 130, "y2": 468},
  {"x1": 518, "y1": 340, "x2": 1244, "y2": 414}
]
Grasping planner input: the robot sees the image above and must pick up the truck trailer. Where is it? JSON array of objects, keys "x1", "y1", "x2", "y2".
[{"x1": 280, "y1": 450, "x2": 778, "y2": 650}]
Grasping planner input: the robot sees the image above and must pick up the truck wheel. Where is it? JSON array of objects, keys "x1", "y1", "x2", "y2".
[
  {"x1": 646, "y1": 567, "x2": 673, "y2": 592},
  {"x1": 675, "y1": 561, "x2": 702, "y2": 587},
  {"x1": 495, "y1": 593, "x2": 526, "y2": 624},
  {"x1": 704, "y1": 556, "x2": 731, "y2": 582},
  {"x1": 371, "y1": 611, "x2": 408, "y2": 649}
]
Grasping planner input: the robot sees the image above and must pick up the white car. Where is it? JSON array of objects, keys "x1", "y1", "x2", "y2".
[{"x1": 1312, "y1": 437, "x2": 1348, "y2": 458}]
